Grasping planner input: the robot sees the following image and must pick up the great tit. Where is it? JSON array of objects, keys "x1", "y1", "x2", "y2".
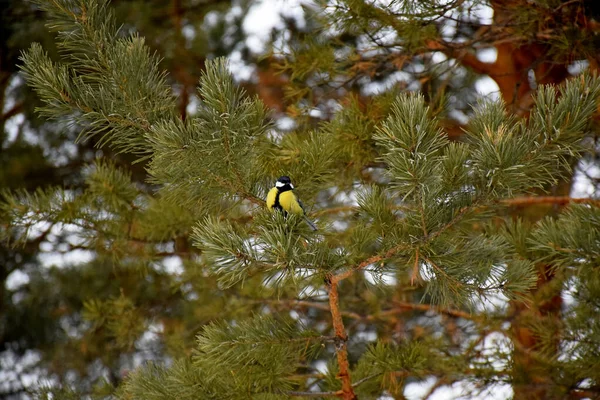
[{"x1": 266, "y1": 176, "x2": 318, "y2": 231}]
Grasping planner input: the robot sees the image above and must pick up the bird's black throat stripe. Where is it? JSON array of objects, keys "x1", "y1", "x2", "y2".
[{"x1": 273, "y1": 191, "x2": 282, "y2": 211}]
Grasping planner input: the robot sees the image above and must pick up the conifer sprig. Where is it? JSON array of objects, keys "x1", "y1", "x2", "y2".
[
  {"x1": 147, "y1": 59, "x2": 270, "y2": 209},
  {"x1": 193, "y1": 315, "x2": 324, "y2": 393},
  {"x1": 20, "y1": 0, "x2": 175, "y2": 156}
]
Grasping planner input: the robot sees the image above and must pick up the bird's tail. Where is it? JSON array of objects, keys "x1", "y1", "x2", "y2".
[{"x1": 303, "y1": 215, "x2": 318, "y2": 231}]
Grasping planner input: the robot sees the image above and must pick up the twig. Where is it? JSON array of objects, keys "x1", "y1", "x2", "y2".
[
  {"x1": 284, "y1": 374, "x2": 380, "y2": 398},
  {"x1": 259, "y1": 299, "x2": 364, "y2": 320},
  {"x1": 313, "y1": 205, "x2": 358, "y2": 216},
  {"x1": 262, "y1": 298, "x2": 478, "y2": 322},
  {"x1": 332, "y1": 245, "x2": 406, "y2": 283},
  {"x1": 422, "y1": 377, "x2": 451, "y2": 400},
  {"x1": 286, "y1": 389, "x2": 343, "y2": 398},
  {"x1": 352, "y1": 373, "x2": 382, "y2": 388},
  {"x1": 500, "y1": 196, "x2": 600, "y2": 207},
  {"x1": 389, "y1": 301, "x2": 476, "y2": 320},
  {"x1": 411, "y1": 247, "x2": 420, "y2": 285}
]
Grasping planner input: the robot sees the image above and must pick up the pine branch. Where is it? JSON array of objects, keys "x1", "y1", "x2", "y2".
[
  {"x1": 332, "y1": 244, "x2": 408, "y2": 283},
  {"x1": 285, "y1": 389, "x2": 343, "y2": 398},
  {"x1": 260, "y1": 298, "x2": 479, "y2": 324},
  {"x1": 313, "y1": 206, "x2": 359, "y2": 216},
  {"x1": 20, "y1": 0, "x2": 175, "y2": 156},
  {"x1": 256, "y1": 299, "x2": 364, "y2": 321},
  {"x1": 325, "y1": 275, "x2": 357, "y2": 400},
  {"x1": 284, "y1": 374, "x2": 381, "y2": 398},
  {"x1": 425, "y1": 39, "x2": 496, "y2": 76},
  {"x1": 421, "y1": 254, "x2": 463, "y2": 298},
  {"x1": 569, "y1": 389, "x2": 600, "y2": 399},
  {"x1": 389, "y1": 301, "x2": 477, "y2": 320},
  {"x1": 501, "y1": 196, "x2": 600, "y2": 207}
]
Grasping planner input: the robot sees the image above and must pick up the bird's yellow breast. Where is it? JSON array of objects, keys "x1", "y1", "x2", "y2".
[
  {"x1": 266, "y1": 187, "x2": 304, "y2": 215},
  {"x1": 278, "y1": 191, "x2": 304, "y2": 215}
]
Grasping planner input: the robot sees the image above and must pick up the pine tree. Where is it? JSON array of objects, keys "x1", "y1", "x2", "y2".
[{"x1": 3, "y1": 0, "x2": 600, "y2": 399}]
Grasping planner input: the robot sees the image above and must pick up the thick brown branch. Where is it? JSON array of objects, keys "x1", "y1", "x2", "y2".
[
  {"x1": 425, "y1": 40, "x2": 496, "y2": 75},
  {"x1": 326, "y1": 277, "x2": 357, "y2": 400},
  {"x1": 411, "y1": 246, "x2": 420, "y2": 285},
  {"x1": 1, "y1": 101, "x2": 23, "y2": 122}
]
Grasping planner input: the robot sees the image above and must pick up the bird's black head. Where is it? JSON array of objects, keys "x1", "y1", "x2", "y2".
[{"x1": 275, "y1": 176, "x2": 294, "y2": 191}]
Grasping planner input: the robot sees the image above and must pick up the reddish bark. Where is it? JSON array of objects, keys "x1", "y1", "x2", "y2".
[{"x1": 327, "y1": 276, "x2": 357, "y2": 400}]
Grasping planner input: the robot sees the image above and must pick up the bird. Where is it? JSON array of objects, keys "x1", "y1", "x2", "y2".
[{"x1": 266, "y1": 176, "x2": 318, "y2": 231}]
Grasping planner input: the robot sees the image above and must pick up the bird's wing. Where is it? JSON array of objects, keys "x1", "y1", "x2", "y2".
[
  {"x1": 266, "y1": 187, "x2": 278, "y2": 210},
  {"x1": 297, "y1": 196, "x2": 318, "y2": 231},
  {"x1": 297, "y1": 197, "x2": 307, "y2": 214}
]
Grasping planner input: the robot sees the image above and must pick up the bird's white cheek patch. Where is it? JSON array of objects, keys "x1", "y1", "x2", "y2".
[{"x1": 275, "y1": 181, "x2": 285, "y2": 188}]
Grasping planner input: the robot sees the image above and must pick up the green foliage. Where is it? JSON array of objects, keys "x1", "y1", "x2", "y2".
[
  {"x1": 194, "y1": 315, "x2": 322, "y2": 393},
  {"x1": 259, "y1": 131, "x2": 339, "y2": 196},
  {"x1": 520, "y1": 204, "x2": 600, "y2": 391},
  {"x1": 357, "y1": 340, "x2": 430, "y2": 375},
  {"x1": 20, "y1": 0, "x2": 176, "y2": 156},
  {"x1": 192, "y1": 215, "x2": 262, "y2": 288},
  {"x1": 86, "y1": 161, "x2": 139, "y2": 210},
  {"x1": 356, "y1": 184, "x2": 400, "y2": 238},
  {"x1": 117, "y1": 360, "x2": 220, "y2": 400},
  {"x1": 469, "y1": 75, "x2": 600, "y2": 198},
  {"x1": 147, "y1": 58, "x2": 270, "y2": 209},
  {"x1": 529, "y1": 205, "x2": 600, "y2": 271},
  {"x1": 83, "y1": 292, "x2": 146, "y2": 350},
  {"x1": 33, "y1": 385, "x2": 82, "y2": 400},
  {"x1": 374, "y1": 93, "x2": 447, "y2": 200},
  {"x1": 192, "y1": 211, "x2": 344, "y2": 289},
  {"x1": 114, "y1": 316, "x2": 326, "y2": 399}
]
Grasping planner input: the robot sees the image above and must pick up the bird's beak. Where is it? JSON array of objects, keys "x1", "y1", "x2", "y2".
[{"x1": 290, "y1": 184, "x2": 294, "y2": 189}]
